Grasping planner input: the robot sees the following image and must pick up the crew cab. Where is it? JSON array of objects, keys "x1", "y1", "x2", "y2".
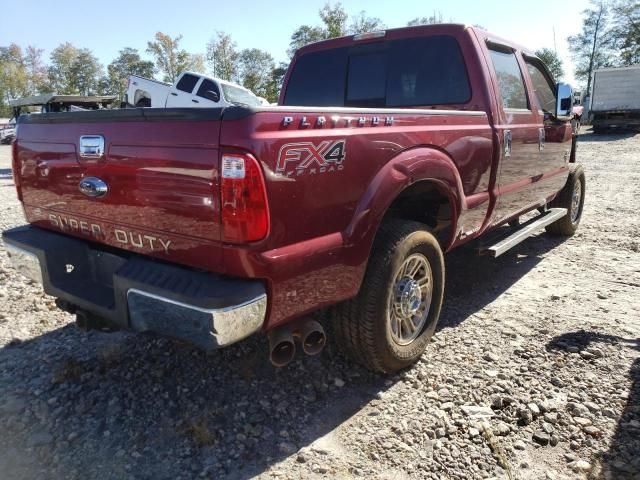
[
  {"x1": 3, "y1": 24, "x2": 584, "y2": 373},
  {"x1": 126, "y1": 72, "x2": 265, "y2": 108}
]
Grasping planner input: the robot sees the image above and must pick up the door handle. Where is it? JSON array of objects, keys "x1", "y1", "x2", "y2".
[
  {"x1": 538, "y1": 128, "x2": 545, "y2": 151},
  {"x1": 170, "y1": 92, "x2": 178, "y2": 96},
  {"x1": 504, "y1": 130, "x2": 512, "y2": 158},
  {"x1": 192, "y1": 99, "x2": 199, "y2": 103}
]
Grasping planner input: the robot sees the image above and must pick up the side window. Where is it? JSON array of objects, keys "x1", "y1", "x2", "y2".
[
  {"x1": 175, "y1": 74, "x2": 199, "y2": 93},
  {"x1": 526, "y1": 61, "x2": 556, "y2": 114},
  {"x1": 196, "y1": 79, "x2": 220, "y2": 102},
  {"x1": 489, "y1": 49, "x2": 528, "y2": 110}
]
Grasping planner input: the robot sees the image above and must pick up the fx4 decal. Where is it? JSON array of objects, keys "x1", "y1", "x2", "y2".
[{"x1": 276, "y1": 140, "x2": 346, "y2": 177}]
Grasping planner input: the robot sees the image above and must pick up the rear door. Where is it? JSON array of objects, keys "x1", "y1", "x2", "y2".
[
  {"x1": 487, "y1": 45, "x2": 542, "y2": 224},
  {"x1": 165, "y1": 73, "x2": 201, "y2": 107}
]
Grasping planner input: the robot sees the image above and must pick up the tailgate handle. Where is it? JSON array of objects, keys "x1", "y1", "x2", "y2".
[{"x1": 79, "y1": 135, "x2": 105, "y2": 158}]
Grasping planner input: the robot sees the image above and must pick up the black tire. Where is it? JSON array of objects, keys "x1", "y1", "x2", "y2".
[
  {"x1": 135, "y1": 97, "x2": 151, "y2": 108},
  {"x1": 331, "y1": 220, "x2": 445, "y2": 373},
  {"x1": 545, "y1": 164, "x2": 585, "y2": 236}
]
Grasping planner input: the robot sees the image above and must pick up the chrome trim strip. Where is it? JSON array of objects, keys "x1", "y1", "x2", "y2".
[
  {"x1": 127, "y1": 288, "x2": 267, "y2": 347},
  {"x1": 258, "y1": 106, "x2": 487, "y2": 116},
  {"x1": 5, "y1": 243, "x2": 42, "y2": 284}
]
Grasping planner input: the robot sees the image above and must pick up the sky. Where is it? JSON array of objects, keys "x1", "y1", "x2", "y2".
[{"x1": 2, "y1": 0, "x2": 589, "y2": 86}]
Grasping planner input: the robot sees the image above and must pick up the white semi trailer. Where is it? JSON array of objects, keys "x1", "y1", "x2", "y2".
[{"x1": 590, "y1": 65, "x2": 640, "y2": 133}]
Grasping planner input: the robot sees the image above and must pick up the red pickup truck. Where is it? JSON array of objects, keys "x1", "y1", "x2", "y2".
[{"x1": 3, "y1": 24, "x2": 584, "y2": 373}]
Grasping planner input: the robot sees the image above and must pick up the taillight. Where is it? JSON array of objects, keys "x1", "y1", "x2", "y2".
[
  {"x1": 11, "y1": 139, "x2": 22, "y2": 201},
  {"x1": 221, "y1": 152, "x2": 269, "y2": 243}
]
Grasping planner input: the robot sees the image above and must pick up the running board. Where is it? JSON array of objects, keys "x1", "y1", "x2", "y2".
[{"x1": 480, "y1": 208, "x2": 567, "y2": 257}]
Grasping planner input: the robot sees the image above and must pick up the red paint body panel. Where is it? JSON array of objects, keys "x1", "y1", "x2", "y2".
[{"x1": 11, "y1": 24, "x2": 574, "y2": 331}]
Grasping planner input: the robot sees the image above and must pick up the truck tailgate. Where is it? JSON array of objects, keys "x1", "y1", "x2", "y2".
[{"x1": 14, "y1": 108, "x2": 224, "y2": 271}]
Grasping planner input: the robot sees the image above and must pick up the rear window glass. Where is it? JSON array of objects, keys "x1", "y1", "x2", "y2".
[
  {"x1": 283, "y1": 35, "x2": 471, "y2": 107},
  {"x1": 284, "y1": 48, "x2": 348, "y2": 107},
  {"x1": 176, "y1": 74, "x2": 199, "y2": 93}
]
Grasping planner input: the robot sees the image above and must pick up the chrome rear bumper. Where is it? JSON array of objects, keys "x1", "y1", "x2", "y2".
[{"x1": 3, "y1": 225, "x2": 267, "y2": 349}]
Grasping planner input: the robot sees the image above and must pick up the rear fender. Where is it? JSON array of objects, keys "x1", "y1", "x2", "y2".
[{"x1": 344, "y1": 146, "x2": 465, "y2": 269}]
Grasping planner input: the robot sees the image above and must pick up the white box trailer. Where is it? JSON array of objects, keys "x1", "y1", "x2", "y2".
[{"x1": 590, "y1": 65, "x2": 640, "y2": 133}]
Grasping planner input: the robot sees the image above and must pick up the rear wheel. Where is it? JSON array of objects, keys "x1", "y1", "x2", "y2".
[
  {"x1": 331, "y1": 220, "x2": 445, "y2": 373},
  {"x1": 545, "y1": 164, "x2": 585, "y2": 236}
]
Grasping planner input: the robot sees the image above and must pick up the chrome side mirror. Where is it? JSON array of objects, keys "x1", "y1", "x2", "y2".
[{"x1": 555, "y1": 83, "x2": 573, "y2": 121}]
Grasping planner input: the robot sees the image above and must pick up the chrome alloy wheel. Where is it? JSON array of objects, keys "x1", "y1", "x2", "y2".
[
  {"x1": 570, "y1": 178, "x2": 582, "y2": 223},
  {"x1": 389, "y1": 253, "x2": 433, "y2": 346}
]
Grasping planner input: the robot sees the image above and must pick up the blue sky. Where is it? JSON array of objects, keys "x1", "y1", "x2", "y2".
[{"x1": 3, "y1": 0, "x2": 589, "y2": 85}]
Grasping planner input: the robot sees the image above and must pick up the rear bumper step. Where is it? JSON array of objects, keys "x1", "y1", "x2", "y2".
[
  {"x1": 2, "y1": 225, "x2": 267, "y2": 349},
  {"x1": 479, "y1": 208, "x2": 567, "y2": 257}
]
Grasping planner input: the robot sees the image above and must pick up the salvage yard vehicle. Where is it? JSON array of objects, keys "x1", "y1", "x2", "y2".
[
  {"x1": 126, "y1": 72, "x2": 265, "y2": 108},
  {"x1": 590, "y1": 65, "x2": 640, "y2": 133},
  {"x1": 0, "y1": 123, "x2": 15, "y2": 144},
  {"x1": 2, "y1": 24, "x2": 585, "y2": 373}
]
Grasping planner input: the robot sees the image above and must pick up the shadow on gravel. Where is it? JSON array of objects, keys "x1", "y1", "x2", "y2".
[
  {"x1": 439, "y1": 232, "x2": 566, "y2": 330},
  {"x1": 547, "y1": 331, "x2": 640, "y2": 479},
  {"x1": 0, "y1": 324, "x2": 387, "y2": 480},
  {"x1": 0, "y1": 168, "x2": 12, "y2": 180},
  {"x1": 577, "y1": 130, "x2": 638, "y2": 143},
  {"x1": 0, "y1": 231, "x2": 568, "y2": 480}
]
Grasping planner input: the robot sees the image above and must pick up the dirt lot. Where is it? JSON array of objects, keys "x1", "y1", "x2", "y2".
[{"x1": 0, "y1": 130, "x2": 639, "y2": 480}]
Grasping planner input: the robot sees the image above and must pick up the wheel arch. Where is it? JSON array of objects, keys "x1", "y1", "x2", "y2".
[{"x1": 343, "y1": 146, "x2": 465, "y2": 290}]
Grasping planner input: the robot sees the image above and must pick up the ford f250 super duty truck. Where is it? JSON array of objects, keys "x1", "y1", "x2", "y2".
[{"x1": 3, "y1": 24, "x2": 584, "y2": 373}]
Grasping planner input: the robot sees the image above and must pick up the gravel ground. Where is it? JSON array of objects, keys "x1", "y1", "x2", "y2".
[{"x1": 0, "y1": 130, "x2": 639, "y2": 480}]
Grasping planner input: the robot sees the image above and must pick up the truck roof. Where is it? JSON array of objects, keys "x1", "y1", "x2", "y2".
[{"x1": 294, "y1": 23, "x2": 535, "y2": 59}]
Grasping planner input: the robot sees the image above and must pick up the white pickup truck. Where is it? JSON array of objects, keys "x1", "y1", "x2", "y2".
[{"x1": 126, "y1": 72, "x2": 265, "y2": 108}]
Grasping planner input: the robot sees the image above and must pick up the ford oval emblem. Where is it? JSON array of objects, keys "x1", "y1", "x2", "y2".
[{"x1": 79, "y1": 177, "x2": 108, "y2": 198}]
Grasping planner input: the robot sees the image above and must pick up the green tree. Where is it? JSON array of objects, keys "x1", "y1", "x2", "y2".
[
  {"x1": 264, "y1": 62, "x2": 288, "y2": 104},
  {"x1": 407, "y1": 12, "x2": 445, "y2": 26},
  {"x1": 0, "y1": 44, "x2": 29, "y2": 115},
  {"x1": 238, "y1": 48, "x2": 275, "y2": 97},
  {"x1": 535, "y1": 48, "x2": 565, "y2": 80},
  {"x1": 319, "y1": 3, "x2": 348, "y2": 38},
  {"x1": 106, "y1": 48, "x2": 155, "y2": 100},
  {"x1": 348, "y1": 11, "x2": 386, "y2": 34},
  {"x1": 611, "y1": 0, "x2": 640, "y2": 65},
  {"x1": 568, "y1": 1, "x2": 616, "y2": 93},
  {"x1": 287, "y1": 3, "x2": 350, "y2": 57},
  {"x1": 206, "y1": 31, "x2": 240, "y2": 81},
  {"x1": 24, "y1": 46, "x2": 50, "y2": 93},
  {"x1": 48, "y1": 42, "x2": 80, "y2": 93},
  {"x1": 70, "y1": 49, "x2": 103, "y2": 95},
  {"x1": 287, "y1": 25, "x2": 326, "y2": 57},
  {"x1": 146, "y1": 32, "x2": 202, "y2": 83}
]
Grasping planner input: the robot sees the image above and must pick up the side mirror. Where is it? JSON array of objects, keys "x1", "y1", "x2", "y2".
[
  {"x1": 555, "y1": 83, "x2": 573, "y2": 121},
  {"x1": 203, "y1": 90, "x2": 220, "y2": 102}
]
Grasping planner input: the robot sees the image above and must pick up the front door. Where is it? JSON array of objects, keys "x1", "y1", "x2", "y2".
[
  {"x1": 523, "y1": 57, "x2": 572, "y2": 203},
  {"x1": 165, "y1": 73, "x2": 201, "y2": 108},
  {"x1": 488, "y1": 47, "x2": 542, "y2": 225}
]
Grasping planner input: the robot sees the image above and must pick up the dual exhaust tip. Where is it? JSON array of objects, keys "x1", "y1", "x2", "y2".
[{"x1": 268, "y1": 319, "x2": 326, "y2": 367}]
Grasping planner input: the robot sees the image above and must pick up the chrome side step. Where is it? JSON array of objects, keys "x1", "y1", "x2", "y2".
[{"x1": 480, "y1": 208, "x2": 567, "y2": 257}]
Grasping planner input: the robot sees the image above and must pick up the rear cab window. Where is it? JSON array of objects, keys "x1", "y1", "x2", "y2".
[
  {"x1": 175, "y1": 74, "x2": 200, "y2": 93},
  {"x1": 283, "y1": 35, "x2": 472, "y2": 108}
]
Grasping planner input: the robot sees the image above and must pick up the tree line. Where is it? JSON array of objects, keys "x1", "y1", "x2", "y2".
[{"x1": 0, "y1": 1, "x2": 637, "y2": 117}]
